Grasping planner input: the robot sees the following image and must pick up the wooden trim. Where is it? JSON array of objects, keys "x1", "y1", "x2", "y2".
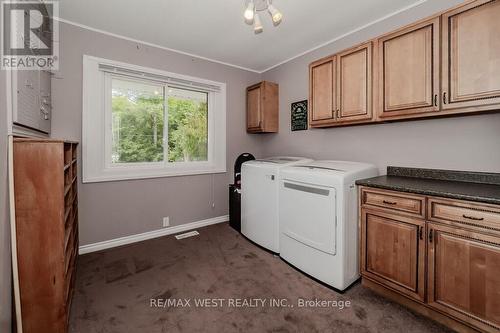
[
  {"x1": 8, "y1": 136, "x2": 23, "y2": 333},
  {"x1": 246, "y1": 82, "x2": 263, "y2": 131},
  {"x1": 13, "y1": 137, "x2": 79, "y2": 144}
]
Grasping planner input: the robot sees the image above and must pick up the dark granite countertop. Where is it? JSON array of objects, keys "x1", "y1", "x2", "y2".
[{"x1": 356, "y1": 167, "x2": 500, "y2": 205}]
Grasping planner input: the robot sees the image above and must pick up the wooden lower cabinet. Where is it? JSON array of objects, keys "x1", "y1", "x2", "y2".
[
  {"x1": 428, "y1": 223, "x2": 500, "y2": 332},
  {"x1": 359, "y1": 186, "x2": 500, "y2": 333},
  {"x1": 361, "y1": 208, "x2": 426, "y2": 302}
]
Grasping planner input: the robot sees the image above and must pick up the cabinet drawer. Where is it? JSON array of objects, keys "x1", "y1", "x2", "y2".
[
  {"x1": 428, "y1": 198, "x2": 500, "y2": 235},
  {"x1": 361, "y1": 188, "x2": 425, "y2": 218}
]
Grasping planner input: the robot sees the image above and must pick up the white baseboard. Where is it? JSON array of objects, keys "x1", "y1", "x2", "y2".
[{"x1": 79, "y1": 215, "x2": 229, "y2": 255}]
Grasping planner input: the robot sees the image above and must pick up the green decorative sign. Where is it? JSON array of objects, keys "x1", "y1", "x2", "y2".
[{"x1": 291, "y1": 100, "x2": 308, "y2": 131}]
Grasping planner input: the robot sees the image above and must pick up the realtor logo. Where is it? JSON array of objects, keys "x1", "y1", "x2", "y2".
[{"x1": 1, "y1": 1, "x2": 59, "y2": 70}]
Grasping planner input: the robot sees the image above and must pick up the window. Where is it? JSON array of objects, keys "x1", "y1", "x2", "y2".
[{"x1": 82, "y1": 56, "x2": 226, "y2": 183}]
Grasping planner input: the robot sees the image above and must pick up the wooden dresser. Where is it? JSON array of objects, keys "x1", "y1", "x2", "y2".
[
  {"x1": 358, "y1": 182, "x2": 500, "y2": 333},
  {"x1": 13, "y1": 138, "x2": 79, "y2": 333}
]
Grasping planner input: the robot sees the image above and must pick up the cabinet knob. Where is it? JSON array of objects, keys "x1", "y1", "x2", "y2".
[
  {"x1": 434, "y1": 94, "x2": 438, "y2": 107},
  {"x1": 443, "y1": 92, "x2": 447, "y2": 105}
]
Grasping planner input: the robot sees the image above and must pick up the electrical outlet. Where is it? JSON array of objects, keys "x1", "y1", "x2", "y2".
[{"x1": 162, "y1": 216, "x2": 170, "y2": 227}]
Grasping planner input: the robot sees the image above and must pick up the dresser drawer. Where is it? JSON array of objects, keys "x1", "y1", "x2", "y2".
[
  {"x1": 428, "y1": 197, "x2": 500, "y2": 234},
  {"x1": 361, "y1": 187, "x2": 425, "y2": 218}
]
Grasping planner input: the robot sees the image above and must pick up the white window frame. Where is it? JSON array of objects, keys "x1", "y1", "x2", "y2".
[{"x1": 82, "y1": 55, "x2": 226, "y2": 183}]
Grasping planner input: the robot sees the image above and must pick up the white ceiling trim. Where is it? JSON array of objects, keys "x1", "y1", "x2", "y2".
[{"x1": 56, "y1": 0, "x2": 429, "y2": 74}]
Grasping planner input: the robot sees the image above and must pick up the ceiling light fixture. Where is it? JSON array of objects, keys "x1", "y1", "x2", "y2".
[
  {"x1": 253, "y1": 13, "x2": 263, "y2": 34},
  {"x1": 244, "y1": 1, "x2": 255, "y2": 23},
  {"x1": 267, "y1": 4, "x2": 282, "y2": 25},
  {"x1": 244, "y1": 0, "x2": 282, "y2": 34}
]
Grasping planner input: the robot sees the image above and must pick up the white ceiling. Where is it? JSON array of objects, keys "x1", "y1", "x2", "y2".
[{"x1": 59, "y1": 0, "x2": 427, "y2": 73}]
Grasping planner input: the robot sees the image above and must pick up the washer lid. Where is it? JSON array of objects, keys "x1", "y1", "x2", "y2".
[
  {"x1": 254, "y1": 156, "x2": 310, "y2": 164},
  {"x1": 294, "y1": 160, "x2": 374, "y2": 172},
  {"x1": 281, "y1": 160, "x2": 378, "y2": 186}
]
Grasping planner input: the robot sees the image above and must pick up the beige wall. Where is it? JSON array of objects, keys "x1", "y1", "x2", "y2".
[
  {"x1": 0, "y1": 69, "x2": 12, "y2": 331},
  {"x1": 51, "y1": 23, "x2": 264, "y2": 245},
  {"x1": 261, "y1": 0, "x2": 500, "y2": 174}
]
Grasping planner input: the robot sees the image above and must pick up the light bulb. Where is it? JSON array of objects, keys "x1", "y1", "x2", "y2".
[
  {"x1": 268, "y1": 4, "x2": 282, "y2": 25},
  {"x1": 253, "y1": 13, "x2": 263, "y2": 34},
  {"x1": 244, "y1": 1, "x2": 255, "y2": 24}
]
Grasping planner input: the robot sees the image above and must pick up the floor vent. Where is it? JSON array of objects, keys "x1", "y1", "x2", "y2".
[{"x1": 175, "y1": 231, "x2": 199, "y2": 240}]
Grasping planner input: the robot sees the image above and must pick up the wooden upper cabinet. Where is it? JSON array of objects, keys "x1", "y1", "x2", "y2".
[
  {"x1": 378, "y1": 17, "x2": 440, "y2": 118},
  {"x1": 337, "y1": 42, "x2": 373, "y2": 122},
  {"x1": 442, "y1": 0, "x2": 500, "y2": 110},
  {"x1": 309, "y1": 56, "x2": 336, "y2": 125},
  {"x1": 247, "y1": 85, "x2": 261, "y2": 129},
  {"x1": 427, "y1": 223, "x2": 500, "y2": 332},
  {"x1": 361, "y1": 208, "x2": 426, "y2": 302},
  {"x1": 246, "y1": 81, "x2": 279, "y2": 133}
]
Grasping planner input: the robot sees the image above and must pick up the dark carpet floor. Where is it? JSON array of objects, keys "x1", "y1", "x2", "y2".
[{"x1": 69, "y1": 223, "x2": 452, "y2": 333}]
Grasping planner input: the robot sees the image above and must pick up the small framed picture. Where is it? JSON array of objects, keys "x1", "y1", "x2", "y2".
[{"x1": 291, "y1": 100, "x2": 308, "y2": 131}]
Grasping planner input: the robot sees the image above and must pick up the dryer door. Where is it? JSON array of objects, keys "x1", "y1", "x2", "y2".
[{"x1": 280, "y1": 180, "x2": 336, "y2": 255}]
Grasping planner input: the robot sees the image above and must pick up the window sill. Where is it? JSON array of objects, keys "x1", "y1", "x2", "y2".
[{"x1": 82, "y1": 167, "x2": 227, "y2": 183}]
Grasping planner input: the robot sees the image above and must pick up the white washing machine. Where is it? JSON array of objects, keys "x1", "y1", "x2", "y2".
[
  {"x1": 279, "y1": 161, "x2": 378, "y2": 290},
  {"x1": 241, "y1": 156, "x2": 313, "y2": 253}
]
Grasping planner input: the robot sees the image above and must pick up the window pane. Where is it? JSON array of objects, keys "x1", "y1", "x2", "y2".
[
  {"x1": 111, "y1": 78, "x2": 164, "y2": 163},
  {"x1": 168, "y1": 87, "x2": 208, "y2": 162}
]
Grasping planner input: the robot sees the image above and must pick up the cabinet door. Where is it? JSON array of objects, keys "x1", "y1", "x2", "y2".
[
  {"x1": 427, "y1": 223, "x2": 500, "y2": 332},
  {"x1": 38, "y1": 71, "x2": 51, "y2": 133},
  {"x1": 247, "y1": 84, "x2": 262, "y2": 131},
  {"x1": 378, "y1": 17, "x2": 440, "y2": 118},
  {"x1": 13, "y1": 70, "x2": 41, "y2": 131},
  {"x1": 309, "y1": 57, "x2": 336, "y2": 124},
  {"x1": 337, "y1": 42, "x2": 372, "y2": 122},
  {"x1": 361, "y1": 208, "x2": 426, "y2": 301},
  {"x1": 442, "y1": 0, "x2": 500, "y2": 110}
]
